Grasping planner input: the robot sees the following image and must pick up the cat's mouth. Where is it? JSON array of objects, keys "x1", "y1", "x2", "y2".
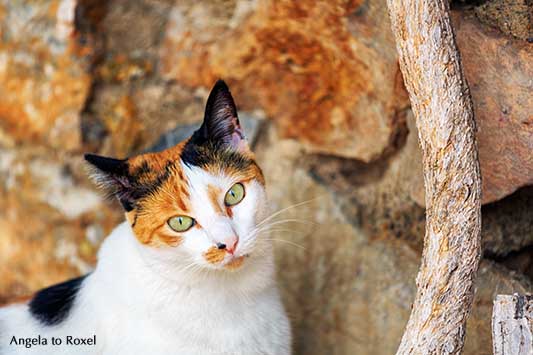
[
  {"x1": 223, "y1": 253, "x2": 250, "y2": 270},
  {"x1": 203, "y1": 245, "x2": 251, "y2": 270}
]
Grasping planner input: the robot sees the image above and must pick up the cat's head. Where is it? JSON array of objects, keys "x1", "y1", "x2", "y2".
[{"x1": 85, "y1": 80, "x2": 268, "y2": 272}]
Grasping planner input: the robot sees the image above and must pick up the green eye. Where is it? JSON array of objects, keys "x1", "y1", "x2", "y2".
[
  {"x1": 224, "y1": 183, "x2": 245, "y2": 206},
  {"x1": 167, "y1": 215, "x2": 195, "y2": 232}
]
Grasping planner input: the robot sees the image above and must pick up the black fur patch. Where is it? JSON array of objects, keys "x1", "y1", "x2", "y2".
[
  {"x1": 181, "y1": 140, "x2": 254, "y2": 172},
  {"x1": 84, "y1": 154, "x2": 129, "y2": 176},
  {"x1": 193, "y1": 80, "x2": 240, "y2": 148},
  {"x1": 84, "y1": 154, "x2": 135, "y2": 211},
  {"x1": 181, "y1": 79, "x2": 252, "y2": 170},
  {"x1": 127, "y1": 160, "x2": 174, "y2": 205},
  {"x1": 84, "y1": 154, "x2": 175, "y2": 211},
  {"x1": 29, "y1": 275, "x2": 88, "y2": 326}
]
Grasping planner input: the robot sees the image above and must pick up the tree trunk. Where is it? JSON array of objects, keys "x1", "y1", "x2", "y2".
[
  {"x1": 386, "y1": 1, "x2": 482, "y2": 354},
  {"x1": 492, "y1": 294, "x2": 533, "y2": 355}
]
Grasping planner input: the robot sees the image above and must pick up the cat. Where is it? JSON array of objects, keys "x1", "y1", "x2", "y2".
[{"x1": 0, "y1": 80, "x2": 291, "y2": 355}]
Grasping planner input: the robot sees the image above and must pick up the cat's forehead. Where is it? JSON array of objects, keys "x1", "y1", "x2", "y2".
[
  {"x1": 130, "y1": 139, "x2": 263, "y2": 209},
  {"x1": 127, "y1": 142, "x2": 185, "y2": 176},
  {"x1": 181, "y1": 138, "x2": 264, "y2": 183},
  {"x1": 132, "y1": 139, "x2": 263, "y2": 185}
]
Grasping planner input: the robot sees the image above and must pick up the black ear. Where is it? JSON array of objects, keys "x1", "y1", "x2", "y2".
[
  {"x1": 84, "y1": 154, "x2": 136, "y2": 211},
  {"x1": 192, "y1": 80, "x2": 247, "y2": 151}
]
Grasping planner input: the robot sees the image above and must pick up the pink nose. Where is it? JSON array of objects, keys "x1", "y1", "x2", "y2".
[{"x1": 223, "y1": 236, "x2": 238, "y2": 254}]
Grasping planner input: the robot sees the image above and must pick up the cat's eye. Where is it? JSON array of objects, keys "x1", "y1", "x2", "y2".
[
  {"x1": 224, "y1": 183, "x2": 245, "y2": 206},
  {"x1": 168, "y1": 216, "x2": 195, "y2": 232}
]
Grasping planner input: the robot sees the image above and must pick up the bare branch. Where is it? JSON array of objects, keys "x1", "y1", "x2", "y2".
[
  {"x1": 386, "y1": 1, "x2": 483, "y2": 354},
  {"x1": 492, "y1": 294, "x2": 533, "y2": 355}
]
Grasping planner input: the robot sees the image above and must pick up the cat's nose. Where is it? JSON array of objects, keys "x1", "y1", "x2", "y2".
[{"x1": 223, "y1": 236, "x2": 238, "y2": 254}]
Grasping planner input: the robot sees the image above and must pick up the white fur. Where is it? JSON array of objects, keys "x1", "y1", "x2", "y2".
[
  {"x1": 0, "y1": 165, "x2": 291, "y2": 355},
  {"x1": 178, "y1": 163, "x2": 266, "y2": 268}
]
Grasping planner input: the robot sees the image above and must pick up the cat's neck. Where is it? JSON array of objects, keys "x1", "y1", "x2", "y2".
[{"x1": 93, "y1": 222, "x2": 276, "y2": 302}]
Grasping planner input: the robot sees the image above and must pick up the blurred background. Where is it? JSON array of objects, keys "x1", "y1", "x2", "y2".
[{"x1": 0, "y1": 0, "x2": 531, "y2": 354}]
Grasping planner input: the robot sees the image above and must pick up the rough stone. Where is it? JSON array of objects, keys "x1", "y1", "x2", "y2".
[
  {"x1": 306, "y1": 113, "x2": 426, "y2": 252},
  {"x1": 82, "y1": 82, "x2": 207, "y2": 156},
  {"x1": 159, "y1": 0, "x2": 410, "y2": 162},
  {"x1": 0, "y1": 0, "x2": 94, "y2": 151},
  {"x1": 474, "y1": 0, "x2": 533, "y2": 42},
  {"x1": 0, "y1": 148, "x2": 122, "y2": 303},
  {"x1": 455, "y1": 13, "x2": 533, "y2": 204},
  {"x1": 307, "y1": 112, "x2": 533, "y2": 258},
  {"x1": 81, "y1": 0, "x2": 200, "y2": 156},
  {"x1": 497, "y1": 246, "x2": 533, "y2": 279},
  {"x1": 482, "y1": 186, "x2": 533, "y2": 257},
  {"x1": 88, "y1": 0, "x2": 174, "y2": 86}
]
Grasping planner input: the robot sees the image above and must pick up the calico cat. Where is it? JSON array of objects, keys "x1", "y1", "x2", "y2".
[{"x1": 0, "y1": 81, "x2": 291, "y2": 355}]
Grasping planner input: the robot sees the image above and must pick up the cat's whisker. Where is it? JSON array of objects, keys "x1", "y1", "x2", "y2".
[
  {"x1": 256, "y1": 196, "x2": 325, "y2": 228},
  {"x1": 268, "y1": 218, "x2": 318, "y2": 225},
  {"x1": 244, "y1": 230, "x2": 308, "y2": 253},
  {"x1": 253, "y1": 219, "x2": 318, "y2": 236},
  {"x1": 259, "y1": 228, "x2": 309, "y2": 238},
  {"x1": 239, "y1": 229, "x2": 292, "y2": 253},
  {"x1": 260, "y1": 238, "x2": 307, "y2": 250}
]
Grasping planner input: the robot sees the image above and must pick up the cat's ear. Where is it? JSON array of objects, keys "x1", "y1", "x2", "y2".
[
  {"x1": 195, "y1": 80, "x2": 248, "y2": 152},
  {"x1": 84, "y1": 154, "x2": 136, "y2": 211}
]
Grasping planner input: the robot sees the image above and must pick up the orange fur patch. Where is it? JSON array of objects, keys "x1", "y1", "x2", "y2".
[
  {"x1": 126, "y1": 142, "x2": 192, "y2": 247},
  {"x1": 1, "y1": 294, "x2": 32, "y2": 307},
  {"x1": 207, "y1": 184, "x2": 223, "y2": 215},
  {"x1": 226, "y1": 206, "x2": 234, "y2": 218},
  {"x1": 204, "y1": 246, "x2": 226, "y2": 264},
  {"x1": 225, "y1": 256, "x2": 245, "y2": 270},
  {"x1": 180, "y1": 185, "x2": 190, "y2": 197},
  {"x1": 150, "y1": 231, "x2": 182, "y2": 247}
]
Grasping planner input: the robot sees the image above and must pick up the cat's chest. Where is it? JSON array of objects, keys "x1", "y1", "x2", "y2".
[{"x1": 102, "y1": 287, "x2": 290, "y2": 355}]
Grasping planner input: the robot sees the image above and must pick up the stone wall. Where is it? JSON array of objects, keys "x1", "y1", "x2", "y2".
[{"x1": 0, "y1": 1, "x2": 531, "y2": 354}]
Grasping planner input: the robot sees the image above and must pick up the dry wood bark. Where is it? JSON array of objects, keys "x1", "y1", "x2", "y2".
[
  {"x1": 386, "y1": 1, "x2": 482, "y2": 354},
  {"x1": 492, "y1": 294, "x2": 533, "y2": 355}
]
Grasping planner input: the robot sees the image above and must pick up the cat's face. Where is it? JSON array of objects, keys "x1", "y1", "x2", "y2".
[{"x1": 85, "y1": 81, "x2": 267, "y2": 271}]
